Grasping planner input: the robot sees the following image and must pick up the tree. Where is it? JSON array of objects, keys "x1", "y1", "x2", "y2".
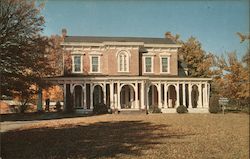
[
  {"x1": 236, "y1": 32, "x2": 250, "y2": 43},
  {"x1": 40, "y1": 35, "x2": 64, "y2": 104},
  {"x1": 211, "y1": 32, "x2": 249, "y2": 106},
  {"x1": 46, "y1": 35, "x2": 64, "y2": 76},
  {"x1": 178, "y1": 37, "x2": 214, "y2": 77},
  {"x1": 239, "y1": 51, "x2": 250, "y2": 100},
  {"x1": 164, "y1": 32, "x2": 180, "y2": 43},
  {"x1": 164, "y1": 32, "x2": 214, "y2": 78},
  {"x1": 0, "y1": 0, "x2": 54, "y2": 111},
  {"x1": 213, "y1": 52, "x2": 249, "y2": 100}
]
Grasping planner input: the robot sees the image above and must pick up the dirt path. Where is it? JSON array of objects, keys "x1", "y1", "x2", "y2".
[{"x1": 1, "y1": 120, "x2": 41, "y2": 132}]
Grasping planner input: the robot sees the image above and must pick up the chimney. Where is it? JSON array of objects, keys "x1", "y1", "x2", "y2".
[{"x1": 62, "y1": 28, "x2": 67, "y2": 38}]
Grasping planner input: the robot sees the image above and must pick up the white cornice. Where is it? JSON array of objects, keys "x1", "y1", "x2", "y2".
[
  {"x1": 61, "y1": 42, "x2": 104, "y2": 47},
  {"x1": 45, "y1": 76, "x2": 212, "y2": 82},
  {"x1": 61, "y1": 42, "x2": 182, "y2": 48},
  {"x1": 103, "y1": 41, "x2": 144, "y2": 46},
  {"x1": 144, "y1": 44, "x2": 182, "y2": 48}
]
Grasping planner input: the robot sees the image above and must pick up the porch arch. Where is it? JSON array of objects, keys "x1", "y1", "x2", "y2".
[
  {"x1": 191, "y1": 85, "x2": 199, "y2": 108},
  {"x1": 93, "y1": 85, "x2": 104, "y2": 106},
  {"x1": 73, "y1": 85, "x2": 84, "y2": 108},
  {"x1": 92, "y1": 83, "x2": 104, "y2": 92},
  {"x1": 120, "y1": 84, "x2": 135, "y2": 109},
  {"x1": 120, "y1": 83, "x2": 136, "y2": 91},
  {"x1": 167, "y1": 85, "x2": 177, "y2": 108},
  {"x1": 147, "y1": 84, "x2": 159, "y2": 108}
]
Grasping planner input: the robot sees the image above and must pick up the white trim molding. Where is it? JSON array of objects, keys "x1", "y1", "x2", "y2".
[
  {"x1": 89, "y1": 51, "x2": 103, "y2": 56},
  {"x1": 71, "y1": 51, "x2": 84, "y2": 55}
]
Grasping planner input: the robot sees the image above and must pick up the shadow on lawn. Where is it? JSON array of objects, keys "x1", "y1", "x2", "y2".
[
  {"x1": 0, "y1": 112, "x2": 95, "y2": 122},
  {"x1": 1, "y1": 121, "x2": 191, "y2": 159}
]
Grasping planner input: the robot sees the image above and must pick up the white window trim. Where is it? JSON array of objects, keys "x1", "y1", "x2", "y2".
[
  {"x1": 89, "y1": 51, "x2": 103, "y2": 56},
  {"x1": 72, "y1": 54, "x2": 83, "y2": 73},
  {"x1": 159, "y1": 52, "x2": 171, "y2": 56},
  {"x1": 117, "y1": 50, "x2": 130, "y2": 73},
  {"x1": 143, "y1": 56, "x2": 154, "y2": 74},
  {"x1": 160, "y1": 55, "x2": 171, "y2": 74},
  {"x1": 89, "y1": 55, "x2": 101, "y2": 73}
]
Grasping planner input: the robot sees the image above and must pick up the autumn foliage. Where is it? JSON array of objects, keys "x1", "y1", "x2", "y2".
[
  {"x1": 167, "y1": 31, "x2": 249, "y2": 105},
  {"x1": 213, "y1": 52, "x2": 249, "y2": 101}
]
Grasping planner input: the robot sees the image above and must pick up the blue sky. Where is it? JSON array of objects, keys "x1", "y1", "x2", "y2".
[{"x1": 38, "y1": 0, "x2": 249, "y2": 58}]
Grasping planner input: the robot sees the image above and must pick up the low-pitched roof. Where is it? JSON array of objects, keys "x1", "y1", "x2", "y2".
[{"x1": 64, "y1": 36, "x2": 176, "y2": 44}]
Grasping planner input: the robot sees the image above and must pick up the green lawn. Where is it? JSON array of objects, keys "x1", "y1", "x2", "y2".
[{"x1": 1, "y1": 113, "x2": 249, "y2": 159}]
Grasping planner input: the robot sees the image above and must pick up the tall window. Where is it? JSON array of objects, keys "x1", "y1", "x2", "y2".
[
  {"x1": 145, "y1": 57, "x2": 152, "y2": 73},
  {"x1": 73, "y1": 55, "x2": 82, "y2": 73},
  {"x1": 91, "y1": 56, "x2": 99, "y2": 72},
  {"x1": 161, "y1": 57, "x2": 169, "y2": 73},
  {"x1": 118, "y1": 51, "x2": 129, "y2": 72}
]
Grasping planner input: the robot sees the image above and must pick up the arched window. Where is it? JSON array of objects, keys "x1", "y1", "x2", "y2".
[{"x1": 118, "y1": 51, "x2": 129, "y2": 72}]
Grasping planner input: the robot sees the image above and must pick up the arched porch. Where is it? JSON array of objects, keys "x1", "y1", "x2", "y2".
[
  {"x1": 148, "y1": 84, "x2": 159, "y2": 108},
  {"x1": 120, "y1": 85, "x2": 135, "y2": 109},
  {"x1": 73, "y1": 85, "x2": 85, "y2": 108}
]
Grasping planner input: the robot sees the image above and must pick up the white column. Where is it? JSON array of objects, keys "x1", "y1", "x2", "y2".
[
  {"x1": 84, "y1": 83, "x2": 87, "y2": 109},
  {"x1": 72, "y1": 86, "x2": 75, "y2": 108},
  {"x1": 70, "y1": 84, "x2": 74, "y2": 108},
  {"x1": 103, "y1": 83, "x2": 106, "y2": 104},
  {"x1": 188, "y1": 83, "x2": 192, "y2": 108},
  {"x1": 207, "y1": 83, "x2": 210, "y2": 107},
  {"x1": 164, "y1": 83, "x2": 168, "y2": 108},
  {"x1": 152, "y1": 85, "x2": 154, "y2": 106},
  {"x1": 176, "y1": 83, "x2": 180, "y2": 107},
  {"x1": 63, "y1": 83, "x2": 67, "y2": 111},
  {"x1": 158, "y1": 83, "x2": 162, "y2": 108},
  {"x1": 90, "y1": 83, "x2": 93, "y2": 109},
  {"x1": 135, "y1": 82, "x2": 139, "y2": 109},
  {"x1": 146, "y1": 86, "x2": 149, "y2": 110},
  {"x1": 204, "y1": 82, "x2": 208, "y2": 107},
  {"x1": 198, "y1": 83, "x2": 202, "y2": 108},
  {"x1": 183, "y1": 83, "x2": 186, "y2": 107},
  {"x1": 130, "y1": 86, "x2": 134, "y2": 107},
  {"x1": 117, "y1": 81, "x2": 121, "y2": 110},
  {"x1": 168, "y1": 85, "x2": 172, "y2": 108},
  {"x1": 141, "y1": 81, "x2": 145, "y2": 109},
  {"x1": 110, "y1": 82, "x2": 114, "y2": 109},
  {"x1": 98, "y1": 86, "x2": 101, "y2": 103}
]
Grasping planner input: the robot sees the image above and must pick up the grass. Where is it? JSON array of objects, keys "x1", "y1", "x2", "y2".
[{"x1": 1, "y1": 113, "x2": 249, "y2": 159}]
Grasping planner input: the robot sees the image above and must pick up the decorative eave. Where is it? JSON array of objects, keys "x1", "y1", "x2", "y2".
[
  {"x1": 61, "y1": 42, "x2": 104, "y2": 47},
  {"x1": 61, "y1": 42, "x2": 182, "y2": 48},
  {"x1": 44, "y1": 76, "x2": 212, "y2": 83},
  {"x1": 144, "y1": 44, "x2": 182, "y2": 48}
]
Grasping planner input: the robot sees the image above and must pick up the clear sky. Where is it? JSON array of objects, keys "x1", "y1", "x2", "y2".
[{"x1": 38, "y1": 0, "x2": 249, "y2": 58}]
